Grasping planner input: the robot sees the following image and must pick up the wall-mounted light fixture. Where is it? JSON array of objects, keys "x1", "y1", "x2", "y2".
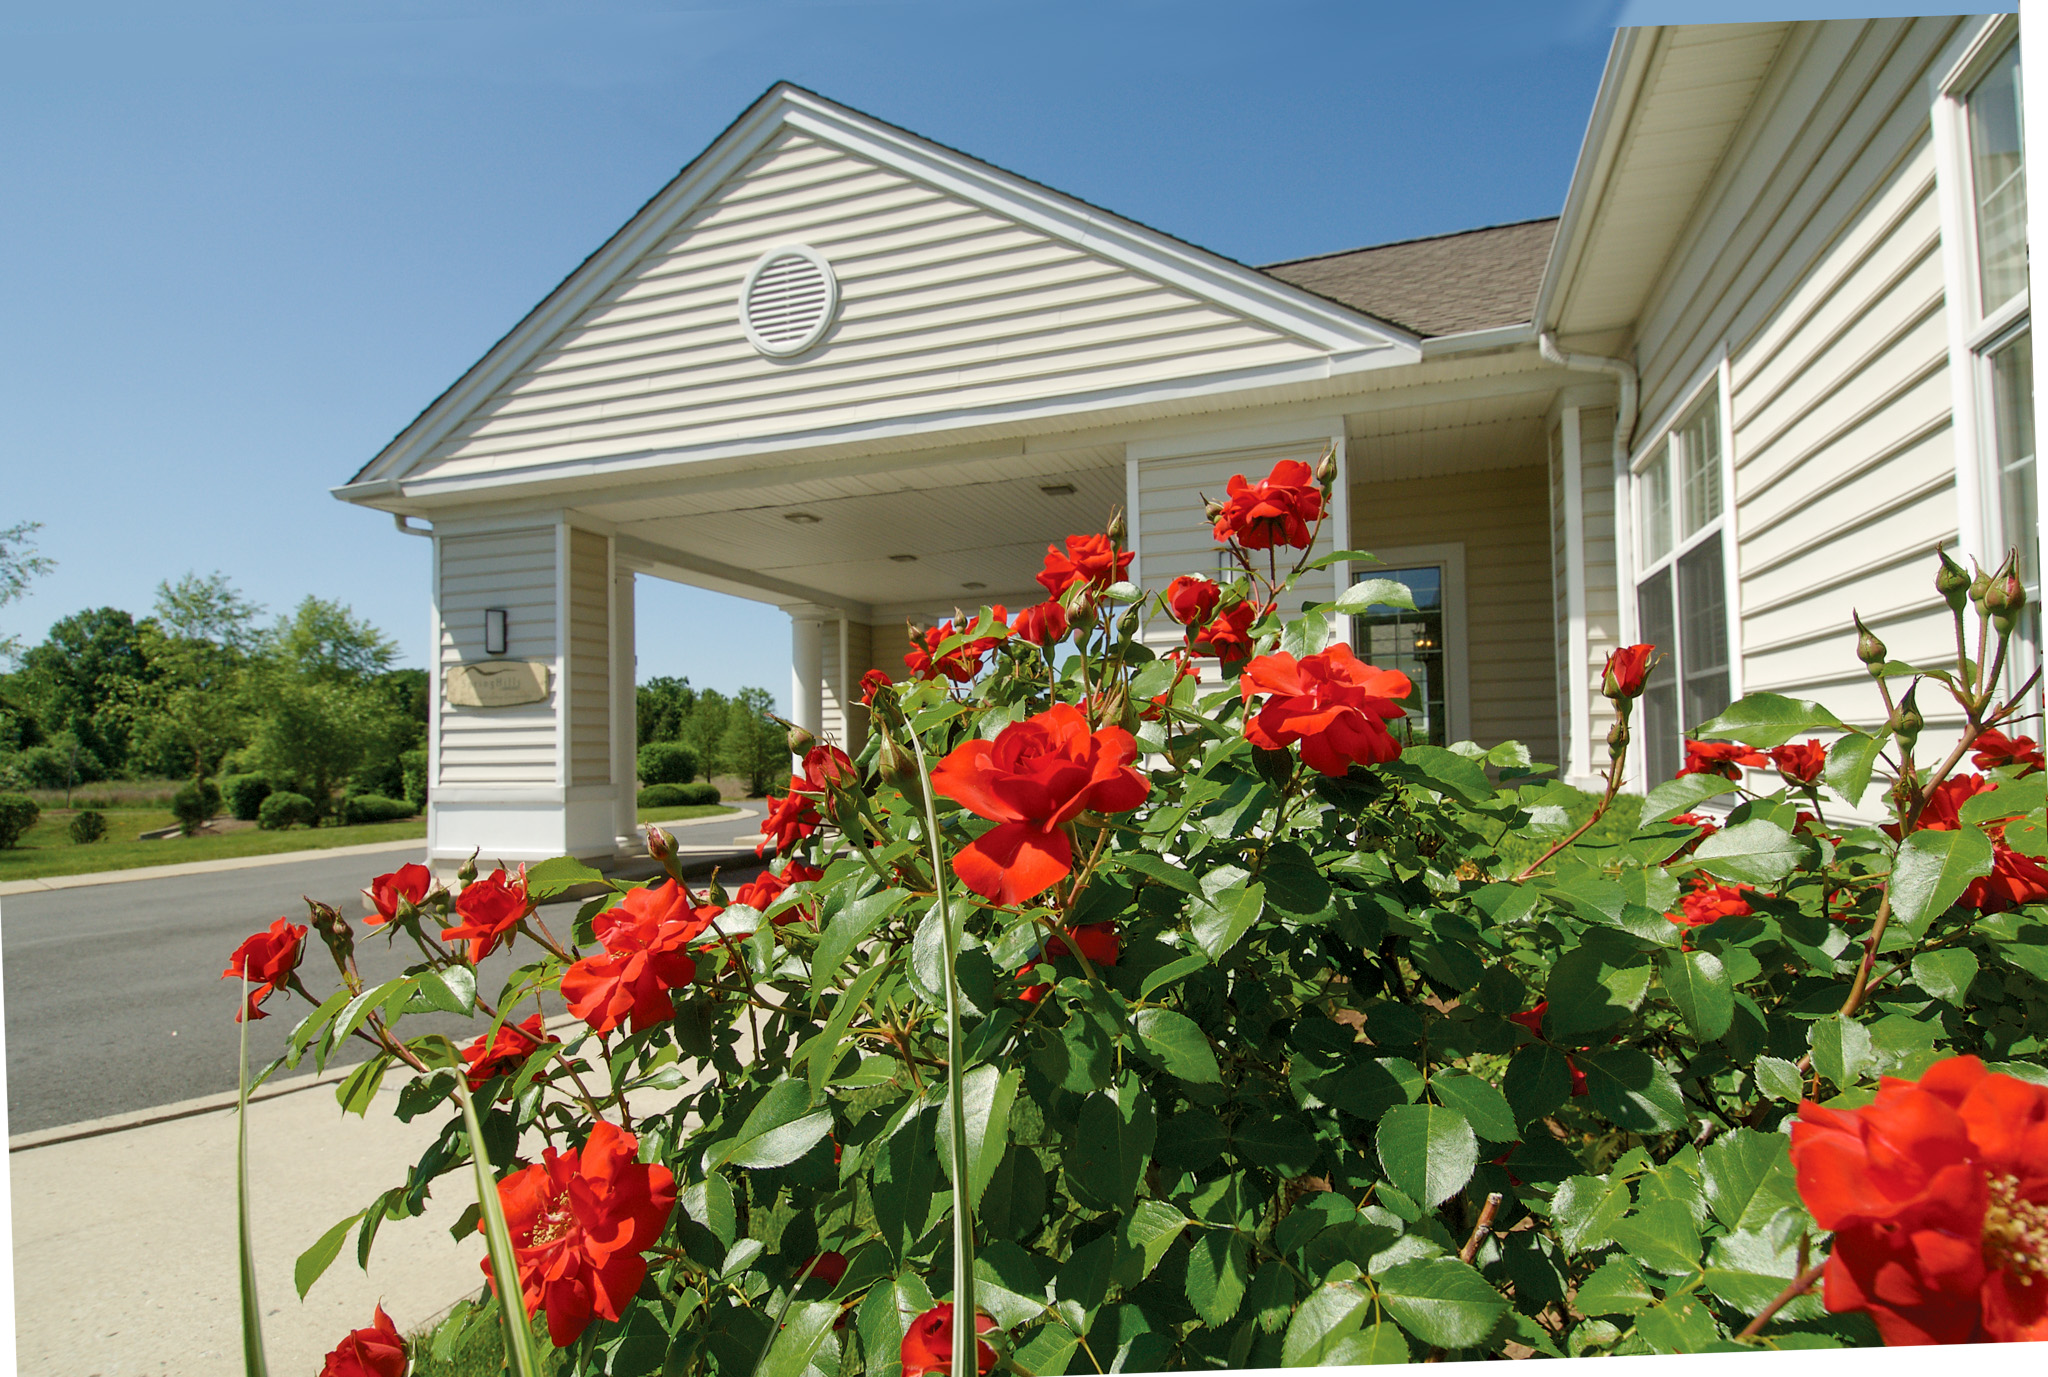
[
  {"x1": 889, "y1": 553, "x2": 919, "y2": 563},
  {"x1": 485, "y1": 608, "x2": 508, "y2": 655},
  {"x1": 783, "y1": 512, "x2": 821, "y2": 524},
  {"x1": 1039, "y1": 483, "x2": 1077, "y2": 497}
]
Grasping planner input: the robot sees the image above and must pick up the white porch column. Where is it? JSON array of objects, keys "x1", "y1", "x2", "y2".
[
  {"x1": 790, "y1": 611, "x2": 826, "y2": 742},
  {"x1": 1559, "y1": 406, "x2": 1592, "y2": 784},
  {"x1": 611, "y1": 563, "x2": 637, "y2": 850}
]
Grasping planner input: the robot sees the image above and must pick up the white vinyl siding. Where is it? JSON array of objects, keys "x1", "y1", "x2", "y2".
[
  {"x1": 437, "y1": 526, "x2": 560, "y2": 786},
  {"x1": 819, "y1": 618, "x2": 873, "y2": 752},
  {"x1": 1627, "y1": 16, "x2": 1972, "y2": 741},
  {"x1": 567, "y1": 527, "x2": 611, "y2": 787},
  {"x1": 406, "y1": 131, "x2": 1325, "y2": 482}
]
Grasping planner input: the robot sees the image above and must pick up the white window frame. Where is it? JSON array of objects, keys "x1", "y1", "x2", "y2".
[
  {"x1": 1626, "y1": 360, "x2": 1740, "y2": 787},
  {"x1": 1936, "y1": 16, "x2": 2035, "y2": 577},
  {"x1": 1352, "y1": 543, "x2": 1469, "y2": 746}
]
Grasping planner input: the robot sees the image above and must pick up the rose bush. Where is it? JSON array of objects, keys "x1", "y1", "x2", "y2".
[{"x1": 237, "y1": 461, "x2": 2048, "y2": 1371}]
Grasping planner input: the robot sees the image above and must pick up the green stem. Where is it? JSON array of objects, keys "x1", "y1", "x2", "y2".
[
  {"x1": 905, "y1": 726, "x2": 977, "y2": 1371},
  {"x1": 236, "y1": 975, "x2": 270, "y2": 1377},
  {"x1": 457, "y1": 1077, "x2": 547, "y2": 1377}
]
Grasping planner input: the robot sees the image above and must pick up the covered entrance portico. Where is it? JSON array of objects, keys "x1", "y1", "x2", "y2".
[{"x1": 338, "y1": 84, "x2": 1616, "y2": 869}]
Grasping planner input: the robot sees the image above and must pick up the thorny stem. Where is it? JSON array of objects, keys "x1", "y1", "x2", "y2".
[
  {"x1": 1735, "y1": 1260, "x2": 1826, "y2": 1341},
  {"x1": 1458, "y1": 1192, "x2": 1504, "y2": 1264},
  {"x1": 1513, "y1": 717, "x2": 1631, "y2": 881}
]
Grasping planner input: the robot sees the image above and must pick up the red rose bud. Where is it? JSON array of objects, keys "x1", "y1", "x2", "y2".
[
  {"x1": 1203, "y1": 498, "x2": 1226, "y2": 524},
  {"x1": 901, "y1": 1304, "x2": 999, "y2": 1377},
  {"x1": 801, "y1": 744, "x2": 857, "y2": 792},
  {"x1": 646, "y1": 825, "x2": 673, "y2": 862},
  {"x1": 1165, "y1": 575, "x2": 1221, "y2": 627},
  {"x1": 364, "y1": 862, "x2": 433, "y2": 926},
  {"x1": 801, "y1": 1251, "x2": 849, "y2": 1287},
  {"x1": 1993, "y1": 569, "x2": 2027, "y2": 634},
  {"x1": 1011, "y1": 600, "x2": 1069, "y2": 647},
  {"x1": 1971, "y1": 562, "x2": 1993, "y2": 610},
  {"x1": 456, "y1": 849, "x2": 479, "y2": 885},
  {"x1": 1117, "y1": 607, "x2": 1141, "y2": 640},
  {"x1": 1771, "y1": 739, "x2": 1828, "y2": 787},
  {"x1": 1601, "y1": 644, "x2": 1654, "y2": 700},
  {"x1": 1106, "y1": 509, "x2": 1127, "y2": 546},
  {"x1": 317, "y1": 1304, "x2": 407, "y2": 1377},
  {"x1": 787, "y1": 724, "x2": 817, "y2": 756},
  {"x1": 222, "y1": 918, "x2": 307, "y2": 1022},
  {"x1": 1892, "y1": 684, "x2": 1924, "y2": 751},
  {"x1": 858, "y1": 668, "x2": 893, "y2": 707},
  {"x1": 1853, "y1": 612, "x2": 1887, "y2": 671},
  {"x1": 1314, "y1": 443, "x2": 1339, "y2": 489}
]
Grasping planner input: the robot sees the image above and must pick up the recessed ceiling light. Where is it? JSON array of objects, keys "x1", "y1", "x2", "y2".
[
  {"x1": 962, "y1": 581, "x2": 986, "y2": 591},
  {"x1": 889, "y1": 553, "x2": 918, "y2": 563},
  {"x1": 1040, "y1": 483, "x2": 1077, "y2": 497},
  {"x1": 783, "y1": 512, "x2": 821, "y2": 524}
]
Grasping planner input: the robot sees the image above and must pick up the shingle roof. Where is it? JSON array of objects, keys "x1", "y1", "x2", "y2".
[{"x1": 1258, "y1": 217, "x2": 1557, "y2": 338}]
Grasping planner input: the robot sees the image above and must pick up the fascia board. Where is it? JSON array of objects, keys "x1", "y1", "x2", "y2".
[
  {"x1": 349, "y1": 85, "x2": 1420, "y2": 497},
  {"x1": 1531, "y1": 26, "x2": 1658, "y2": 337},
  {"x1": 342, "y1": 348, "x2": 1418, "y2": 510},
  {"x1": 775, "y1": 93, "x2": 1422, "y2": 357}
]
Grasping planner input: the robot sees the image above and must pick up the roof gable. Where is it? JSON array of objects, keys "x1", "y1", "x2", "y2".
[{"x1": 345, "y1": 85, "x2": 1419, "y2": 500}]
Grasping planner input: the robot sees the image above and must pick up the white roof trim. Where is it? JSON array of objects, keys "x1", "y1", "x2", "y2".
[
  {"x1": 345, "y1": 83, "x2": 1419, "y2": 497},
  {"x1": 1531, "y1": 26, "x2": 1654, "y2": 339}
]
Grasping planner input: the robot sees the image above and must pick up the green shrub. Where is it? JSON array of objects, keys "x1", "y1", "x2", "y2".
[
  {"x1": 340, "y1": 793, "x2": 416, "y2": 826},
  {"x1": 636, "y1": 741, "x2": 698, "y2": 786},
  {"x1": 677, "y1": 781, "x2": 720, "y2": 806},
  {"x1": 638, "y1": 781, "x2": 725, "y2": 810},
  {"x1": 256, "y1": 791, "x2": 316, "y2": 831},
  {"x1": 222, "y1": 773, "x2": 273, "y2": 822},
  {"x1": 68, "y1": 810, "x2": 107, "y2": 844},
  {"x1": 400, "y1": 748, "x2": 428, "y2": 812},
  {"x1": 0, "y1": 794, "x2": 38, "y2": 848},
  {"x1": 171, "y1": 778, "x2": 222, "y2": 835},
  {"x1": 11, "y1": 744, "x2": 100, "y2": 790}
]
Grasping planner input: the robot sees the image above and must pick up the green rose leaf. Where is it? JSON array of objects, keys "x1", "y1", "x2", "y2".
[
  {"x1": 1701, "y1": 1128, "x2": 1798, "y2": 1232},
  {"x1": 1608, "y1": 1196, "x2": 1701, "y2": 1276},
  {"x1": 1574, "y1": 1256, "x2": 1654, "y2": 1316},
  {"x1": 935, "y1": 1063, "x2": 1019, "y2": 1208},
  {"x1": 1575, "y1": 1049, "x2": 1687, "y2": 1133},
  {"x1": 1281, "y1": 1281, "x2": 1372, "y2": 1366},
  {"x1": 1641, "y1": 774, "x2": 1742, "y2": 825},
  {"x1": 1430, "y1": 1073, "x2": 1519, "y2": 1143},
  {"x1": 1890, "y1": 827, "x2": 1994, "y2": 935},
  {"x1": 1232, "y1": 1113, "x2": 1322, "y2": 1178},
  {"x1": 1333, "y1": 578, "x2": 1417, "y2": 614},
  {"x1": 1186, "y1": 1227, "x2": 1253, "y2": 1326},
  {"x1": 1659, "y1": 949, "x2": 1734, "y2": 1041},
  {"x1": 1825, "y1": 732, "x2": 1886, "y2": 808},
  {"x1": 1691, "y1": 818, "x2": 1799, "y2": 885},
  {"x1": 810, "y1": 888, "x2": 909, "y2": 996},
  {"x1": 1544, "y1": 946, "x2": 1651, "y2": 1038},
  {"x1": 1395, "y1": 746, "x2": 1496, "y2": 803},
  {"x1": 1375, "y1": 1256, "x2": 1510, "y2": 1350},
  {"x1": 755, "y1": 1300, "x2": 840, "y2": 1377},
  {"x1": 1693, "y1": 693, "x2": 1849, "y2": 748},
  {"x1": 1504, "y1": 1043, "x2": 1575, "y2": 1124},
  {"x1": 1809, "y1": 1014, "x2": 1875, "y2": 1089},
  {"x1": 1375, "y1": 1103, "x2": 1478, "y2": 1207},
  {"x1": 295, "y1": 1209, "x2": 368, "y2": 1299},
  {"x1": 715, "y1": 1078, "x2": 834, "y2": 1170},
  {"x1": 1189, "y1": 880, "x2": 1265, "y2": 962},
  {"x1": 1066, "y1": 1078, "x2": 1156, "y2": 1213},
  {"x1": 1912, "y1": 947, "x2": 1980, "y2": 1004},
  {"x1": 521, "y1": 855, "x2": 608, "y2": 901},
  {"x1": 1134, "y1": 1007, "x2": 1221, "y2": 1083}
]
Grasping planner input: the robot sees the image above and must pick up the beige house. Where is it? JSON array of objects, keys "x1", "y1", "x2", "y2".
[{"x1": 339, "y1": 13, "x2": 2037, "y2": 867}]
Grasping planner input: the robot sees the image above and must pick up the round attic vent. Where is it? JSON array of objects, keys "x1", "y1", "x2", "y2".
[{"x1": 739, "y1": 245, "x2": 838, "y2": 358}]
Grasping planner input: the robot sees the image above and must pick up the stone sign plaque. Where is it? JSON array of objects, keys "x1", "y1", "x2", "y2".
[{"x1": 447, "y1": 660, "x2": 551, "y2": 709}]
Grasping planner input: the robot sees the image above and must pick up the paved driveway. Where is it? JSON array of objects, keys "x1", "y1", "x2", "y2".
[{"x1": 1, "y1": 830, "x2": 763, "y2": 1135}]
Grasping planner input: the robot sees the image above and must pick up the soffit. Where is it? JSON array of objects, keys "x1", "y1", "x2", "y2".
[{"x1": 1549, "y1": 23, "x2": 1793, "y2": 343}]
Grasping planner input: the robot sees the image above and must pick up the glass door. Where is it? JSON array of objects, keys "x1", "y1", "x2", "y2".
[{"x1": 1353, "y1": 566, "x2": 1447, "y2": 746}]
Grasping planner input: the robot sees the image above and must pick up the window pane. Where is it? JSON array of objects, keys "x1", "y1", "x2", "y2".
[
  {"x1": 1991, "y1": 328, "x2": 2040, "y2": 705},
  {"x1": 1354, "y1": 566, "x2": 1447, "y2": 746},
  {"x1": 1637, "y1": 567, "x2": 1679, "y2": 783},
  {"x1": 1679, "y1": 400, "x2": 1723, "y2": 537},
  {"x1": 1970, "y1": 42, "x2": 2028, "y2": 312},
  {"x1": 1679, "y1": 532, "x2": 1732, "y2": 732},
  {"x1": 1640, "y1": 448, "x2": 1674, "y2": 564}
]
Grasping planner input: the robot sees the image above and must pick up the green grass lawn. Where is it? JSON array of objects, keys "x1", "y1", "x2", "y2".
[
  {"x1": 634, "y1": 803, "x2": 741, "y2": 826},
  {"x1": 0, "y1": 807, "x2": 426, "y2": 883}
]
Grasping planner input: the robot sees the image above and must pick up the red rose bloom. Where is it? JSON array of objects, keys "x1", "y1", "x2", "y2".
[
  {"x1": 859, "y1": 669, "x2": 893, "y2": 705},
  {"x1": 1679, "y1": 739, "x2": 1769, "y2": 779},
  {"x1": 757, "y1": 789, "x2": 822, "y2": 858},
  {"x1": 1190, "y1": 601, "x2": 1262, "y2": 662},
  {"x1": 930, "y1": 703, "x2": 1150, "y2": 906},
  {"x1": 318, "y1": 1304, "x2": 406, "y2": 1377},
  {"x1": 1011, "y1": 600, "x2": 1069, "y2": 647},
  {"x1": 488, "y1": 1120, "x2": 677, "y2": 1349},
  {"x1": 222, "y1": 918, "x2": 306, "y2": 1022},
  {"x1": 1790, "y1": 1055, "x2": 2048, "y2": 1345},
  {"x1": 733, "y1": 860, "x2": 825, "y2": 925},
  {"x1": 1017, "y1": 921, "x2": 1121, "y2": 1003},
  {"x1": 906, "y1": 612, "x2": 1007, "y2": 683},
  {"x1": 1165, "y1": 575, "x2": 1222, "y2": 628},
  {"x1": 1771, "y1": 739, "x2": 1828, "y2": 787},
  {"x1": 1972, "y1": 728, "x2": 2046, "y2": 776},
  {"x1": 1035, "y1": 534, "x2": 1132, "y2": 598},
  {"x1": 1240, "y1": 645, "x2": 1411, "y2": 776},
  {"x1": 1212, "y1": 459, "x2": 1323, "y2": 551},
  {"x1": 1668, "y1": 876, "x2": 1753, "y2": 931},
  {"x1": 1913, "y1": 774, "x2": 2048, "y2": 913},
  {"x1": 801, "y1": 1250, "x2": 849, "y2": 1287},
  {"x1": 441, "y1": 867, "x2": 529, "y2": 964},
  {"x1": 462, "y1": 1013, "x2": 560, "y2": 1094},
  {"x1": 559, "y1": 880, "x2": 718, "y2": 1034},
  {"x1": 795, "y1": 744, "x2": 856, "y2": 794},
  {"x1": 364, "y1": 862, "x2": 433, "y2": 926},
  {"x1": 1601, "y1": 644, "x2": 1655, "y2": 699},
  {"x1": 901, "y1": 1303, "x2": 998, "y2": 1377}
]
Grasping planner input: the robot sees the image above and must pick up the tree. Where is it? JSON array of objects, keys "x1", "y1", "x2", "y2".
[
  {"x1": 16, "y1": 606, "x2": 155, "y2": 775},
  {"x1": 682, "y1": 687, "x2": 729, "y2": 778},
  {"x1": 0, "y1": 521, "x2": 55, "y2": 665},
  {"x1": 636, "y1": 675, "x2": 696, "y2": 746},
  {"x1": 719, "y1": 686, "x2": 788, "y2": 796},
  {"x1": 260, "y1": 596, "x2": 397, "y2": 683},
  {"x1": 152, "y1": 572, "x2": 264, "y2": 652},
  {"x1": 247, "y1": 679, "x2": 383, "y2": 816},
  {"x1": 124, "y1": 626, "x2": 249, "y2": 780}
]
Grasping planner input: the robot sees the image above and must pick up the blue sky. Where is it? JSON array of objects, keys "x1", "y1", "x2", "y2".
[{"x1": 0, "y1": 1, "x2": 2006, "y2": 705}]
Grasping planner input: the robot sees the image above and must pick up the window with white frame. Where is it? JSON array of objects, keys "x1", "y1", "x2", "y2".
[
  {"x1": 1944, "y1": 28, "x2": 2038, "y2": 707},
  {"x1": 1633, "y1": 388, "x2": 1731, "y2": 784}
]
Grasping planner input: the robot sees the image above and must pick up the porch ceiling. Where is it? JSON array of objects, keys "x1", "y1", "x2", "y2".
[{"x1": 594, "y1": 449, "x2": 1126, "y2": 612}]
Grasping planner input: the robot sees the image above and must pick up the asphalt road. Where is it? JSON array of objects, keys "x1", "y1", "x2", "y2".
[{"x1": 0, "y1": 845, "x2": 764, "y2": 1134}]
